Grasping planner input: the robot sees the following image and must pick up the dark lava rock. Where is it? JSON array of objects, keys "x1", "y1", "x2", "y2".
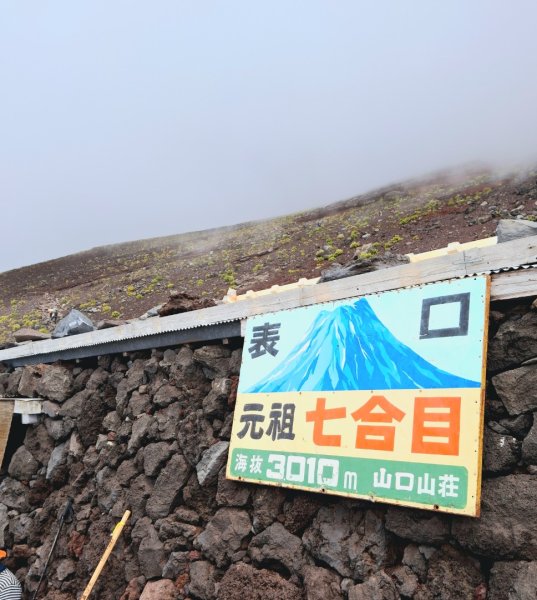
[
  {"x1": 215, "y1": 468, "x2": 250, "y2": 507},
  {"x1": 188, "y1": 560, "x2": 216, "y2": 600},
  {"x1": 36, "y1": 364, "x2": 74, "y2": 402},
  {"x1": 76, "y1": 391, "x2": 110, "y2": 448},
  {"x1": 496, "y1": 218, "x2": 537, "y2": 243},
  {"x1": 347, "y1": 571, "x2": 398, "y2": 600},
  {"x1": 483, "y1": 427, "x2": 520, "y2": 474},
  {"x1": 282, "y1": 493, "x2": 323, "y2": 536},
  {"x1": 488, "y1": 560, "x2": 537, "y2": 600},
  {"x1": 492, "y1": 365, "x2": 537, "y2": 415},
  {"x1": 157, "y1": 291, "x2": 216, "y2": 317},
  {"x1": 521, "y1": 419, "x2": 537, "y2": 465},
  {"x1": 249, "y1": 522, "x2": 306, "y2": 577},
  {"x1": 145, "y1": 454, "x2": 191, "y2": 520},
  {"x1": 424, "y1": 545, "x2": 483, "y2": 600},
  {"x1": 8, "y1": 446, "x2": 39, "y2": 481},
  {"x1": 302, "y1": 564, "x2": 343, "y2": 600},
  {"x1": 302, "y1": 506, "x2": 391, "y2": 580},
  {"x1": 177, "y1": 409, "x2": 215, "y2": 466},
  {"x1": 452, "y1": 475, "x2": 537, "y2": 559},
  {"x1": 13, "y1": 328, "x2": 50, "y2": 342},
  {"x1": 385, "y1": 507, "x2": 450, "y2": 545},
  {"x1": 193, "y1": 345, "x2": 232, "y2": 379},
  {"x1": 195, "y1": 508, "x2": 251, "y2": 568},
  {"x1": 96, "y1": 319, "x2": 128, "y2": 329},
  {"x1": 218, "y1": 562, "x2": 302, "y2": 600},
  {"x1": 488, "y1": 312, "x2": 537, "y2": 373},
  {"x1": 251, "y1": 486, "x2": 285, "y2": 533},
  {"x1": 319, "y1": 253, "x2": 409, "y2": 283}
]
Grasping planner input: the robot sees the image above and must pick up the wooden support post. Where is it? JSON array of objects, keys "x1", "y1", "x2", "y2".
[
  {"x1": 0, "y1": 400, "x2": 14, "y2": 467},
  {"x1": 80, "y1": 510, "x2": 131, "y2": 600}
]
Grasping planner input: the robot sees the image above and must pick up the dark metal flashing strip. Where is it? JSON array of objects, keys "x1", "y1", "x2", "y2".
[{"x1": 6, "y1": 321, "x2": 241, "y2": 367}]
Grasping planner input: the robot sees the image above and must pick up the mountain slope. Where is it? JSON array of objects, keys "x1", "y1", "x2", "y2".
[{"x1": 0, "y1": 165, "x2": 535, "y2": 344}]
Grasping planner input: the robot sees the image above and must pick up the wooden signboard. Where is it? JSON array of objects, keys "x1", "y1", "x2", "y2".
[{"x1": 227, "y1": 276, "x2": 490, "y2": 516}]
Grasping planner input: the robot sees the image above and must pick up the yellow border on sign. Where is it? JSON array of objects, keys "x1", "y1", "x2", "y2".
[
  {"x1": 473, "y1": 274, "x2": 491, "y2": 516},
  {"x1": 228, "y1": 387, "x2": 483, "y2": 516},
  {"x1": 227, "y1": 276, "x2": 491, "y2": 517}
]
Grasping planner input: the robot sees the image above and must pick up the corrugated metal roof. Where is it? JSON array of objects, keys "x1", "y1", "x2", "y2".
[{"x1": 1, "y1": 234, "x2": 536, "y2": 366}]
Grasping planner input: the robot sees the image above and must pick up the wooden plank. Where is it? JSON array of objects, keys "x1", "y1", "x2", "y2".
[
  {"x1": 168, "y1": 233, "x2": 537, "y2": 320},
  {"x1": 0, "y1": 234, "x2": 537, "y2": 363},
  {"x1": 0, "y1": 400, "x2": 14, "y2": 468},
  {"x1": 408, "y1": 236, "x2": 497, "y2": 262},
  {"x1": 490, "y1": 269, "x2": 537, "y2": 300},
  {"x1": 223, "y1": 277, "x2": 320, "y2": 303}
]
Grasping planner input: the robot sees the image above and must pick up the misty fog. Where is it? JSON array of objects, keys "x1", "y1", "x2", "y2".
[{"x1": 1, "y1": 1, "x2": 536, "y2": 272}]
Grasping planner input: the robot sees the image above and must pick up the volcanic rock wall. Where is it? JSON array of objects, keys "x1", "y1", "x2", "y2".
[{"x1": 1, "y1": 299, "x2": 537, "y2": 599}]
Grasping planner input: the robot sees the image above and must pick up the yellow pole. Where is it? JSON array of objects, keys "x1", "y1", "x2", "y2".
[{"x1": 80, "y1": 510, "x2": 131, "y2": 600}]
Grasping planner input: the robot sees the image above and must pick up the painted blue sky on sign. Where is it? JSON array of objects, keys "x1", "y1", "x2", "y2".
[{"x1": 238, "y1": 277, "x2": 488, "y2": 393}]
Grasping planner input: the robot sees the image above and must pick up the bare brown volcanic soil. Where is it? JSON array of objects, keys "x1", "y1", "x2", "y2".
[{"x1": 0, "y1": 166, "x2": 536, "y2": 344}]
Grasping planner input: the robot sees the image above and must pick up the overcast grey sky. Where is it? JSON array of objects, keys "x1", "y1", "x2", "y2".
[{"x1": 1, "y1": 1, "x2": 537, "y2": 273}]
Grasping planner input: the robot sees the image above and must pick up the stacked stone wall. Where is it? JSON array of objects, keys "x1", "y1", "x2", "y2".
[{"x1": 0, "y1": 299, "x2": 536, "y2": 599}]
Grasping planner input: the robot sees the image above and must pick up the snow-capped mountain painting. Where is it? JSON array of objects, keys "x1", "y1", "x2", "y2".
[{"x1": 246, "y1": 298, "x2": 480, "y2": 393}]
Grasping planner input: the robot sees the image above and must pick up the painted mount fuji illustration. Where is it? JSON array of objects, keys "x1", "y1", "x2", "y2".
[{"x1": 247, "y1": 298, "x2": 479, "y2": 392}]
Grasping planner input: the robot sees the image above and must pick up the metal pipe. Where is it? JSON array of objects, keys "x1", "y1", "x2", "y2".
[{"x1": 31, "y1": 498, "x2": 74, "y2": 600}]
